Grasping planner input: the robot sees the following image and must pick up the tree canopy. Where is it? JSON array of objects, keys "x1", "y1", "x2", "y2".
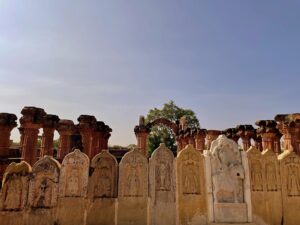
[{"x1": 145, "y1": 100, "x2": 200, "y2": 155}]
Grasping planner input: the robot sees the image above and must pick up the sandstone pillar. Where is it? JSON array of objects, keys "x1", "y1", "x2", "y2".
[
  {"x1": 40, "y1": 114, "x2": 59, "y2": 157},
  {"x1": 256, "y1": 120, "x2": 280, "y2": 153},
  {"x1": 77, "y1": 115, "x2": 97, "y2": 159},
  {"x1": 275, "y1": 114, "x2": 300, "y2": 154},
  {"x1": 134, "y1": 116, "x2": 150, "y2": 156},
  {"x1": 206, "y1": 130, "x2": 221, "y2": 150},
  {"x1": 236, "y1": 125, "x2": 255, "y2": 151},
  {"x1": 194, "y1": 129, "x2": 207, "y2": 152},
  {"x1": 19, "y1": 106, "x2": 46, "y2": 165},
  {"x1": 57, "y1": 119, "x2": 75, "y2": 161},
  {"x1": 0, "y1": 113, "x2": 17, "y2": 157}
]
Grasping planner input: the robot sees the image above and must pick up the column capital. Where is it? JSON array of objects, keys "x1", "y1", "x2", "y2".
[{"x1": 20, "y1": 106, "x2": 46, "y2": 128}]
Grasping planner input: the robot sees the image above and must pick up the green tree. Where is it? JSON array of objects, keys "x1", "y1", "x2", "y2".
[{"x1": 145, "y1": 100, "x2": 200, "y2": 155}]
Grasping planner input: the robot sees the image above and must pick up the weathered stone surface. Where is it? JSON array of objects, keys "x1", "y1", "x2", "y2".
[
  {"x1": 247, "y1": 147, "x2": 282, "y2": 225},
  {"x1": 1, "y1": 161, "x2": 31, "y2": 211},
  {"x1": 177, "y1": 144, "x2": 207, "y2": 225},
  {"x1": 206, "y1": 135, "x2": 252, "y2": 223},
  {"x1": 86, "y1": 150, "x2": 118, "y2": 225},
  {"x1": 57, "y1": 149, "x2": 89, "y2": 225},
  {"x1": 278, "y1": 150, "x2": 300, "y2": 225},
  {"x1": 117, "y1": 148, "x2": 148, "y2": 225},
  {"x1": 149, "y1": 143, "x2": 176, "y2": 225},
  {"x1": 26, "y1": 156, "x2": 60, "y2": 225}
]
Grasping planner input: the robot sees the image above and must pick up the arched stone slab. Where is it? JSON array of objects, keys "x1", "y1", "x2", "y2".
[
  {"x1": 0, "y1": 161, "x2": 31, "y2": 225},
  {"x1": 279, "y1": 150, "x2": 300, "y2": 225},
  {"x1": 26, "y1": 156, "x2": 60, "y2": 225},
  {"x1": 57, "y1": 149, "x2": 89, "y2": 225},
  {"x1": 87, "y1": 150, "x2": 118, "y2": 225},
  {"x1": 117, "y1": 148, "x2": 148, "y2": 225},
  {"x1": 149, "y1": 143, "x2": 176, "y2": 225},
  {"x1": 177, "y1": 144, "x2": 207, "y2": 225},
  {"x1": 206, "y1": 135, "x2": 252, "y2": 224},
  {"x1": 248, "y1": 147, "x2": 282, "y2": 225}
]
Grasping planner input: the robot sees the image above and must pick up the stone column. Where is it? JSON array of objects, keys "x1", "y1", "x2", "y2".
[
  {"x1": 57, "y1": 119, "x2": 75, "y2": 161},
  {"x1": 194, "y1": 129, "x2": 207, "y2": 152},
  {"x1": 256, "y1": 120, "x2": 279, "y2": 152},
  {"x1": 0, "y1": 113, "x2": 17, "y2": 157},
  {"x1": 253, "y1": 134, "x2": 263, "y2": 152},
  {"x1": 77, "y1": 115, "x2": 97, "y2": 159},
  {"x1": 236, "y1": 125, "x2": 255, "y2": 151},
  {"x1": 134, "y1": 116, "x2": 150, "y2": 156},
  {"x1": 206, "y1": 130, "x2": 221, "y2": 150},
  {"x1": 275, "y1": 114, "x2": 300, "y2": 154},
  {"x1": 40, "y1": 114, "x2": 60, "y2": 157},
  {"x1": 20, "y1": 106, "x2": 46, "y2": 165}
]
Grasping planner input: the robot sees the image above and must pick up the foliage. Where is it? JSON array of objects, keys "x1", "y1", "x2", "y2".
[{"x1": 145, "y1": 100, "x2": 200, "y2": 155}]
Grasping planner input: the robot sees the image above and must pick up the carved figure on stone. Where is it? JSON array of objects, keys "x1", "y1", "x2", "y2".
[
  {"x1": 266, "y1": 162, "x2": 277, "y2": 191},
  {"x1": 155, "y1": 152, "x2": 171, "y2": 191},
  {"x1": 287, "y1": 165, "x2": 300, "y2": 196},
  {"x1": 119, "y1": 148, "x2": 148, "y2": 198},
  {"x1": 29, "y1": 156, "x2": 60, "y2": 208},
  {"x1": 1, "y1": 162, "x2": 31, "y2": 211},
  {"x1": 59, "y1": 149, "x2": 89, "y2": 198},
  {"x1": 91, "y1": 150, "x2": 118, "y2": 198},
  {"x1": 211, "y1": 136, "x2": 245, "y2": 203},
  {"x1": 251, "y1": 162, "x2": 263, "y2": 191}
]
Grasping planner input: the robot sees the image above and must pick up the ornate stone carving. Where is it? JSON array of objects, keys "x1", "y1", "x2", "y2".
[
  {"x1": 210, "y1": 135, "x2": 245, "y2": 203},
  {"x1": 118, "y1": 148, "x2": 148, "y2": 198},
  {"x1": 90, "y1": 150, "x2": 118, "y2": 198},
  {"x1": 59, "y1": 149, "x2": 89, "y2": 198},
  {"x1": 250, "y1": 161, "x2": 263, "y2": 191},
  {"x1": 265, "y1": 162, "x2": 277, "y2": 191},
  {"x1": 28, "y1": 156, "x2": 60, "y2": 208},
  {"x1": 0, "y1": 161, "x2": 31, "y2": 211}
]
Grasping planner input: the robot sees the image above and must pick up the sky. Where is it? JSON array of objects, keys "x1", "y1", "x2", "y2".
[{"x1": 0, "y1": 1, "x2": 299, "y2": 146}]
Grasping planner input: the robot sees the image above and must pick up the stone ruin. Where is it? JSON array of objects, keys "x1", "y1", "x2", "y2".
[{"x1": 0, "y1": 107, "x2": 300, "y2": 225}]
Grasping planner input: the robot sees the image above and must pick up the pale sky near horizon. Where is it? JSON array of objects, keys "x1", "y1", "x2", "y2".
[{"x1": 0, "y1": 1, "x2": 299, "y2": 146}]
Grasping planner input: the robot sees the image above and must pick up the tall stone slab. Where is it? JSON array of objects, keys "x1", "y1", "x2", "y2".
[
  {"x1": 205, "y1": 135, "x2": 252, "y2": 224},
  {"x1": 149, "y1": 143, "x2": 176, "y2": 225},
  {"x1": 247, "y1": 147, "x2": 282, "y2": 225},
  {"x1": 279, "y1": 150, "x2": 300, "y2": 225},
  {"x1": 117, "y1": 148, "x2": 148, "y2": 225},
  {"x1": 26, "y1": 156, "x2": 60, "y2": 225},
  {"x1": 57, "y1": 149, "x2": 89, "y2": 225},
  {"x1": 0, "y1": 161, "x2": 31, "y2": 225},
  {"x1": 177, "y1": 144, "x2": 207, "y2": 225},
  {"x1": 87, "y1": 150, "x2": 118, "y2": 225}
]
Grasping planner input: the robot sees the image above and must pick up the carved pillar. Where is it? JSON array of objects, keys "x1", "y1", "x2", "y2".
[
  {"x1": 103, "y1": 130, "x2": 111, "y2": 150},
  {"x1": 236, "y1": 125, "x2": 255, "y2": 151},
  {"x1": 134, "y1": 116, "x2": 150, "y2": 156},
  {"x1": 253, "y1": 134, "x2": 263, "y2": 152},
  {"x1": 20, "y1": 106, "x2": 46, "y2": 165},
  {"x1": 40, "y1": 114, "x2": 60, "y2": 157},
  {"x1": 77, "y1": 115, "x2": 97, "y2": 159},
  {"x1": 256, "y1": 120, "x2": 279, "y2": 153},
  {"x1": 275, "y1": 114, "x2": 300, "y2": 154},
  {"x1": 223, "y1": 128, "x2": 239, "y2": 143},
  {"x1": 0, "y1": 113, "x2": 17, "y2": 157},
  {"x1": 206, "y1": 130, "x2": 221, "y2": 150},
  {"x1": 194, "y1": 129, "x2": 207, "y2": 152},
  {"x1": 57, "y1": 119, "x2": 75, "y2": 161}
]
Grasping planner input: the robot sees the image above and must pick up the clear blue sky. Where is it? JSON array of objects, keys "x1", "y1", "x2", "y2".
[{"x1": 0, "y1": 1, "x2": 299, "y2": 145}]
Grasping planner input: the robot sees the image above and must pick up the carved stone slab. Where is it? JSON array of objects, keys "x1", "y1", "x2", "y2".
[
  {"x1": 1, "y1": 161, "x2": 31, "y2": 211},
  {"x1": 247, "y1": 147, "x2": 282, "y2": 225},
  {"x1": 177, "y1": 144, "x2": 207, "y2": 225},
  {"x1": 90, "y1": 150, "x2": 118, "y2": 199},
  {"x1": 59, "y1": 149, "x2": 89, "y2": 198},
  {"x1": 117, "y1": 148, "x2": 148, "y2": 225},
  {"x1": 149, "y1": 143, "x2": 176, "y2": 225},
  {"x1": 28, "y1": 156, "x2": 60, "y2": 208},
  {"x1": 206, "y1": 135, "x2": 252, "y2": 223},
  {"x1": 279, "y1": 150, "x2": 300, "y2": 225}
]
